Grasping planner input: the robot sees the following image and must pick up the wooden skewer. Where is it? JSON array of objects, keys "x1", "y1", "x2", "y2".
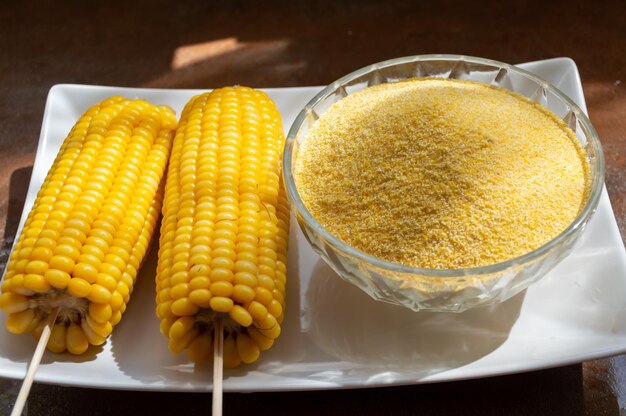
[
  {"x1": 11, "y1": 306, "x2": 60, "y2": 416},
  {"x1": 212, "y1": 318, "x2": 224, "y2": 416}
]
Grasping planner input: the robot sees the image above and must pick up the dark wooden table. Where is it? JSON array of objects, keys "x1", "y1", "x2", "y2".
[{"x1": 1, "y1": 0, "x2": 625, "y2": 414}]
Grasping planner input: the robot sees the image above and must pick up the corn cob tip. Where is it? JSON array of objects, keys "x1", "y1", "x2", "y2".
[
  {"x1": 155, "y1": 86, "x2": 289, "y2": 367},
  {"x1": 1, "y1": 96, "x2": 176, "y2": 354}
]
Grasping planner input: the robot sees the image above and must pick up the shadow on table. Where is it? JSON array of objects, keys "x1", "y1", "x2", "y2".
[
  {"x1": 300, "y1": 258, "x2": 524, "y2": 382},
  {"x1": 1, "y1": 167, "x2": 33, "y2": 272}
]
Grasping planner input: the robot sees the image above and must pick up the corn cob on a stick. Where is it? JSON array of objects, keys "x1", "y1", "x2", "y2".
[
  {"x1": 0, "y1": 96, "x2": 176, "y2": 354},
  {"x1": 155, "y1": 86, "x2": 289, "y2": 368}
]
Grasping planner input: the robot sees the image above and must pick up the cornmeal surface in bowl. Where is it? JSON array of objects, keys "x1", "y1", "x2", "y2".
[{"x1": 293, "y1": 78, "x2": 590, "y2": 269}]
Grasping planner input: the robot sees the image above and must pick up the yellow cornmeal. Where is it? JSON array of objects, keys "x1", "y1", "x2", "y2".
[{"x1": 293, "y1": 78, "x2": 590, "y2": 269}]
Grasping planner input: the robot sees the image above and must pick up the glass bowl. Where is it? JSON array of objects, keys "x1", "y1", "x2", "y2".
[{"x1": 283, "y1": 54, "x2": 605, "y2": 312}]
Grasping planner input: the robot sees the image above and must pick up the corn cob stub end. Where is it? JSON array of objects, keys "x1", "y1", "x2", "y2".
[
  {"x1": 155, "y1": 86, "x2": 289, "y2": 368},
  {"x1": 0, "y1": 96, "x2": 177, "y2": 354}
]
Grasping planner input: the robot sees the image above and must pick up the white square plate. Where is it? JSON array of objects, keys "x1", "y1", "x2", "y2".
[{"x1": 1, "y1": 58, "x2": 625, "y2": 392}]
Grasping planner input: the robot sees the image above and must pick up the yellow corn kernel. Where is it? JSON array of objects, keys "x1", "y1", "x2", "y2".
[
  {"x1": 80, "y1": 319, "x2": 106, "y2": 346},
  {"x1": 223, "y1": 335, "x2": 241, "y2": 369},
  {"x1": 254, "y1": 287, "x2": 273, "y2": 307},
  {"x1": 96, "y1": 273, "x2": 118, "y2": 292},
  {"x1": 188, "y1": 289, "x2": 212, "y2": 308},
  {"x1": 248, "y1": 300, "x2": 269, "y2": 323},
  {"x1": 248, "y1": 327, "x2": 274, "y2": 351},
  {"x1": 268, "y1": 299, "x2": 283, "y2": 320},
  {"x1": 210, "y1": 281, "x2": 233, "y2": 298},
  {"x1": 44, "y1": 269, "x2": 71, "y2": 289},
  {"x1": 168, "y1": 327, "x2": 198, "y2": 354},
  {"x1": 209, "y1": 296, "x2": 233, "y2": 313},
  {"x1": 209, "y1": 268, "x2": 234, "y2": 282},
  {"x1": 171, "y1": 298, "x2": 199, "y2": 316},
  {"x1": 188, "y1": 334, "x2": 213, "y2": 362},
  {"x1": 73, "y1": 262, "x2": 98, "y2": 284},
  {"x1": 272, "y1": 288, "x2": 285, "y2": 307},
  {"x1": 47, "y1": 324, "x2": 67, "y2": 353},
  {"x1": 159, "y1": 315, "x2": 177, "y2": 337},
  {"x1": 110, "y1": 290, "x2": 124, "y2": 311},
  {"x1": 110, "y1": 310, "x2": 122, "y2": 326},
  {"x1": 155, "y1": 87, "x2": 289, "y2": 367},
  {"x1": 233, "y1": 271, "x2": 257, "y2": 288},
  {"x1": 25, "y1": 260, "x2": 49, "y2": 275},
  {"x1": 156, "y1": 301, "x2": 172, "y2": 319},
  {"x1": 6, "y1": 309, "x2": 40, "y2": 334},
  {"x1": 0, "y1": 292, "x2": 29, "y2": 314},
  {"x1": 229, "y1": 304, "x2": 253, "y2": 327},
  {"x1": 189, "y1": 275, "x2": 211, "y2": 290},
  {"x1": 23, "y1": 274, "x2": 51, "y2": 293},
  {"x1": 231, "y1": 284, "x2": 256, "y2": 304},
  {"x1": 85, "y1": 315, "x2": 112, "y2": 339},
  {"x1": 257, "y1": 314, "x2": 281, "y2": 340},
  {"x1": 88, "y1": 302, "x2": 112, "y2": 324},
  {"x1": 87, "y1": 284, "x2": 112, "y2": 304},
  {"x1": 0, "y1": 97, "x2": 176, "y2": 354},
  {"x1": 237, "y1": 333, "x2": 260, "y2": 364},
  {"x1": 169, "y1": 316, "x2": 195, "y2": 340},
  {"x1": 67, "y1": 277, "x2": 92, "y2": 298},
  {"x1": 170, "y1": 282, "x2": 190, "y2": 300},
  {"x1": 66, "y1": 323, "x2": 89, "y2": 355}
]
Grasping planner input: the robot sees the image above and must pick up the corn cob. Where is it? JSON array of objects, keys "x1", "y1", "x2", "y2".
[
  {"x1": 0, "y1": 97, "x2": 176, "y2": 354},
  {"x1": 155, "y1": 86, "x2": 289, "y2": 368}
]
